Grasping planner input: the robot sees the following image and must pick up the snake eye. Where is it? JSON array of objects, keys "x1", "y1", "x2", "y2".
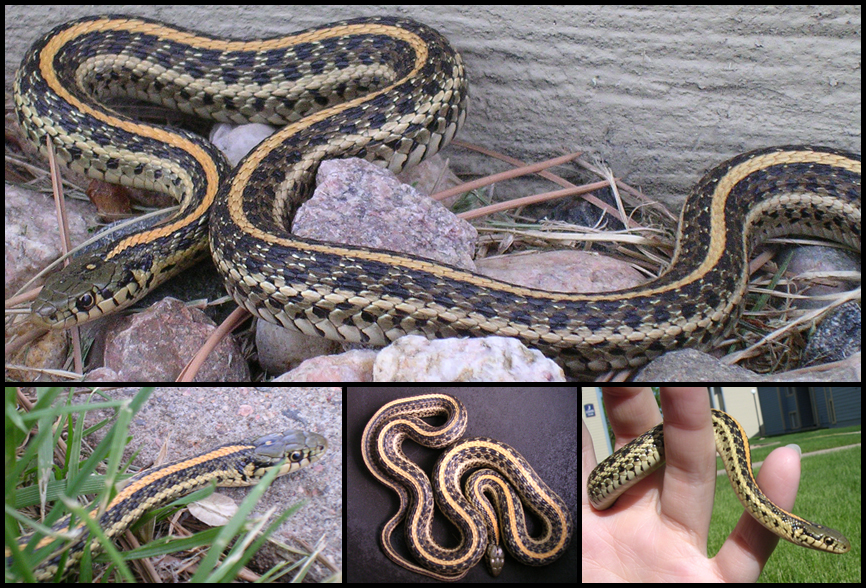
[
  {"x1": 290, "y1": 451, "x2": 302, "y2": 462},
  {"x1": 77, "y1": 293, "x2": 95, "y2": 311}
]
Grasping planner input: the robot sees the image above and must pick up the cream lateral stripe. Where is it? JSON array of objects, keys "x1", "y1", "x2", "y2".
[
  {"x1": 228, "y1": 22, "x2": 432, "y2": 251},
  {"x1": 362, "y1": 393, "x2": 572, "y2": 580},
  {"x1": 378, "y1": 418, "x2": 484, "y2": 567},
  {"x1": 587, "y1": 409, "x2": 851, "y2": 554},
  {"x1": 469, "y1": 471, "x2": 561, "y2": 559},
  {"x1": 16, "y1": 17, "x2": 859, "y2": 377},
  {"x1": 469, "y1": 473, "x2": 504, "y2": 544},
  {"x1": 39, "y1": 21, "x2": 221, "y2": 249},
  {"x1": 8, "y1": 430, "x2": 328, "y2": 580},
  {"x1": 437, "y1": 439, "x2": 570, "y2": 557}
]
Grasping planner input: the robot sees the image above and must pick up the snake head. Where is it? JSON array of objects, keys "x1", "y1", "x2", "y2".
[{"x1": 31, "y1": 239, "x2": 207, "y2": 329}]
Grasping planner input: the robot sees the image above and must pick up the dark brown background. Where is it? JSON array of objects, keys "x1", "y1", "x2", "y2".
[{"x1": 346, "y1": 387, "x2": 577, "y2": 583}]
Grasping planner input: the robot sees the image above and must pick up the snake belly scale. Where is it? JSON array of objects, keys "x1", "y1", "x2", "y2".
[
  {"x1": 362, "y1": 393, "x2": 573, "y2": 580},
  {"x1": 14, "y1": 16, "x2": 860, "y2": 375},
  {"x1": 588, "y1": 409, "x2": 850, "y2": 553}
]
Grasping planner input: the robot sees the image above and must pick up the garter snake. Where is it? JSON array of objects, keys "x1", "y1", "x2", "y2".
[
  {"x1": 588, "y1": 409, "x2": 851, "y2": 553},
  {"x1": 361, "y1": 393, "x2": 573, "y2": 581},
  {"x1": 14, "y1": 16, "x2": 860, "y2": 375},
  {"x1": 7, "y1": 429, "x2": 327, "y2": 581}
]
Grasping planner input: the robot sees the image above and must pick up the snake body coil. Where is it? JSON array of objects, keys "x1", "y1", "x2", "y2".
[
  {"x1": 14, "y1": 15, "x2": 860, "y2": 375},
  {"x1": 588, "y1": 409, "x2": 850, "y2": 554},
  {"x1": 362, "y1": 393, "x2": 573, "y2": 580}
]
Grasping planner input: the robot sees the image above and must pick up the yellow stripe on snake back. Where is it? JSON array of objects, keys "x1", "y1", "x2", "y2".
[
  {"x1": 7, "y1": 430, "x2": 327, "y2": 581},
  {"x1": 362, "y1": 393, "x2": 573, "y2": 580},
  {"x1": 14, "y1": 16, "x2": 860, "y2": 374},
  {"x1": 588, "y1": 409, "x2": 850, "y2": 553}
]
